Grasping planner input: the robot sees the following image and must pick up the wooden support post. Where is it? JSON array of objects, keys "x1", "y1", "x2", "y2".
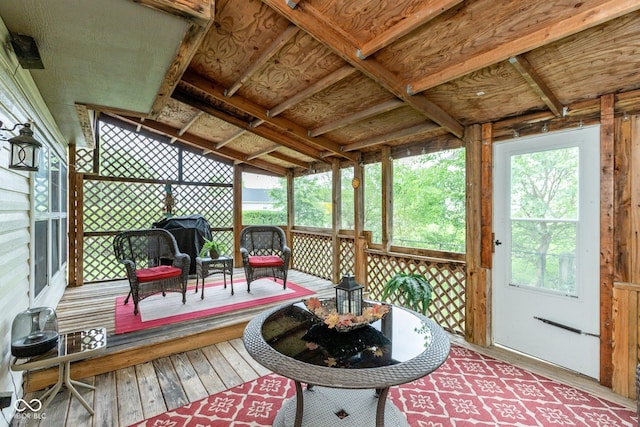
[
  {"x1": 233, "y1": 165, "x2": 243, "y2": 268},
  {"x1": 354, "y1": 157, "x2": 366, "y2": 285},
  {"x1": 76, "y1": 173, "x2": 84, "y2": 286},
  {"x1": 600, "y1": 93, "x2": 615, "y2": 387},
  {"x1": 332, "y1": 159, "x2": 341, "y2": 284},
  {"x1": 286, "y1": 170, "x2": 294, "y2": 262},
  {"x1": 381, "y1": 146, "x2": 392, "y2": 252},
  {"x1": 465, "y1": 124, "x2": 490, "y2": 346},
  {"x1": 68, "y1": 144, "x2": 77, "y2": 287}
]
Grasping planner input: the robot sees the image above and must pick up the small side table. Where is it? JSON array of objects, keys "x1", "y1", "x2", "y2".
[
  {"x1": 195, "y1": 255, "x2": 234, "y2": 298},
  {"x1": 11, "y1": 327, "x2": 107, "y2": 416}
]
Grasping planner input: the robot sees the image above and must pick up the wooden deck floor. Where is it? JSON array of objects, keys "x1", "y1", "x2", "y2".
[{"x1": 12, "y1": 270, "x2": 636, "y2": 426}]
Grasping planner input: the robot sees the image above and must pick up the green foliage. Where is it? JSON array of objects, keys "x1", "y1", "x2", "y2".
[
  {"x1": 290, "y1": 173, "x2": 332, "y2": 228},
  {"x1": 199, "y1": 238, "x2": 227, "y2": 258},
  {"x1": 381, "y1": 273, "x2": 433, "y2": 315},
  {"x1": 243, "y1": 210, "x2": 286, "y2": 225}
]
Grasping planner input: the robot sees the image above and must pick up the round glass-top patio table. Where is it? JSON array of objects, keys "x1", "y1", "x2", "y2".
[{"x1": 243, "y1": 298, "x2": 450, "y2": 427}]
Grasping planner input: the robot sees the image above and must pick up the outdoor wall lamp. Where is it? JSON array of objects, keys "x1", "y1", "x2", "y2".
[{"x1": 1, "y1": 122, "x2": 42, "y2": 171}]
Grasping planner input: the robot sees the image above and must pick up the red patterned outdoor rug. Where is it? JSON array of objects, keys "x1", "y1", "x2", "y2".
[
  {"x1": 131, "y1": 345, "x2": 637, "y2": 426},
  {"x1": 115, "y1": 278, "x2": 314, "y2": 334}
]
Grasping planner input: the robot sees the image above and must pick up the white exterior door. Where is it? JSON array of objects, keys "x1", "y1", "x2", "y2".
[{"x1": 492, "y1": 126, "x2": 600, "y2": 379}]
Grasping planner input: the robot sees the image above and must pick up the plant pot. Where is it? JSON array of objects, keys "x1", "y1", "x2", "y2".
[{"x1": 209, "y1": 250, "x2": 219, "y2": 259}]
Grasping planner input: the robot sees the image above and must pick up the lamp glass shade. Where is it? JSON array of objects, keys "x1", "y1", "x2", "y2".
[
  {"x1": 11, "y1": 307, "x2": 59, "y2": 357},
  {"x1": 335, "y1": 275, "x2": 364, "y2": 315},
  {"x1": 9, "y1": 125, "x2": 42, "y2": 171}
]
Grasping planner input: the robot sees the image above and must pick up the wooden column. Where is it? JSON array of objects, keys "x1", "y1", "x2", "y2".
[
  {"x1": 233, "y1": 165, "x2": 243, "y2": 268},
  {"x1": 465, "y1": 124, "x2": 490, "y2": 346},
  {"x1": 75, "y1": 172, "x2": 84, "y2": 286},
  {"x1": 353, "y1": 158, "x2": 366, "y2": 285},
  {"x1": 68, "y1": 144, "x2": 78, "y2": 287},
  {"x1": 381, "y1": 145, "x2": 392, "y2": 252},
  {"x1": 331, "y1": 159, "x2": 341, "y2": 283},
  {"x1": 600, "y1": 93, "x2": 615, "y2": 387},
  {"x1": 286, "y1": 170, "x2": 294, "y2": 252}
]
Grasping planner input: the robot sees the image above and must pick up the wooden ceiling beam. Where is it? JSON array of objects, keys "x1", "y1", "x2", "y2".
[
  {"x1": 115, "y1": 114, "x2": 288, "y2": 176},
  {"x1": 267, "y1": 65, "x2": 356, "y2": 118},
  {"x1": 172, "y1": 88, "x2": 326, "y2": 161},
  {"x1": 75, "y1": 103, "x2": 96, "y2": 149},
  {"x1": 142, "y1": 0, "x2": 215, "y2": 118},
  {"x1": 268, "y1": 151, "x2": 311, "y2": 168},
  {"x1": 342, "y1": 122, "x2": 440, "y2": 152},
  {"x1": 407, "y1": 0, "x2": 640, "y2": 95},
  {"x1": 178, "y1": 111, "x2": 204, "y2": 135},
  {"x1": 246, "y1": 144, "x2": 280, "y2": 160},
  {"x1": 308, "y1": 99, "x2": 404, "y2": 137},
  {"x1": 508, "y1": 56, "x2": 563, "y2": 117},
  {"x1": 261, "y1": 0, "x2": 464, "y2": 138},
  {"x1": 225, "y1": 25, "x2": 300, "y2": 98},
  {"x1": 180, "y1": 70, "x2": 358, "y2": 160},
  {"x1": 356, "y1": 0, "x2": 464, "y2": 59},
  {"x1": 215, "y1": 128, "x2": 245, "y2": 149}
]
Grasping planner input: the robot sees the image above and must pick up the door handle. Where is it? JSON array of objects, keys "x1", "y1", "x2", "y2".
[{"x1": 494, "y1": 240, "x2": 502, "y2": 246}]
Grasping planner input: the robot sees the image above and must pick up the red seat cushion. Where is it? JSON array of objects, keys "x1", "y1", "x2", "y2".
[
  {"x1": 248, "y1": 255, "x2": 284, "y2": 267},
  {"x1": 136, "y1": 265, "x2": 182, "y2": 282}
]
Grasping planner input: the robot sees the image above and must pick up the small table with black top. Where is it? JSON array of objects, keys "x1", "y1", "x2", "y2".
[{"x1": 195, "y1": 255, "x2": 234, "y2": 298}]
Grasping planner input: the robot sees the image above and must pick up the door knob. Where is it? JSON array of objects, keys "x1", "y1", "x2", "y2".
[{"x1": 494, "y1": 240, "x2": 502, "y2": 246}]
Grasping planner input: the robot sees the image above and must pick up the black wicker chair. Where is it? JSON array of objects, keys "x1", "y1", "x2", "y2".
[
  {"x1": 113, "y1": 228, "x2": 190, "y2": 315},
  {"x1": 240, "y1": 225, "x2": 291, "y2": 292},
  {"x1": 636, "y1": 363, "x2": 640, "y2": 418}
]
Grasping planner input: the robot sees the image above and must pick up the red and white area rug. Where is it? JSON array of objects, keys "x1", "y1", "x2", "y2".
[
  {"x1": 115, "y1": 278, "x2": 314, "y2": 334},
  {"x1": 131, "y1": 345, "x2": 637, "y2": 426}
]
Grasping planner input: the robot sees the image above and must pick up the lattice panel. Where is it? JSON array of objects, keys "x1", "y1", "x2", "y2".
[
  {"x1": 76, "y1": 147, "x2": 95, "y2": 174},
  {"x1": 99, "y1": 121, "x2": 179, "y2": 180},
  {"x1": 84, "y1": 180, "x2": 164, "y2": 232},
  {"x1": 172, "y1": 186, "x2": 233, "y2": 227},
  {"x1": 366, "y1": 252, "x2": 466, "y2": 335},
  {"x1": 84, "y1": 235, "x2": 123, "y2": 282},
  {"x1": 210, "y1": 230, "x2": 234, "y2": 256},
  {"x1": 338, "y1": 237, "x2": 355, "y2": 277},
  {"x1": 182, "y1": 150, "x2": 233, "y2": 184},
  {"x1": 292, "y1": 232, "x2": 333, "y2": 280}
]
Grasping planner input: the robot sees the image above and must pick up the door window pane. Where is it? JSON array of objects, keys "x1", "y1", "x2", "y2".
[
  {"x1": 509, "y1": 147, "x2": 579, "y2": 295},
  {"x1": 34, "y1": 220, "x2": 48, "y2": 297}
]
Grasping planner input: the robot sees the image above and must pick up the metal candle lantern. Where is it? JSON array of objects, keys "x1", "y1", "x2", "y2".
[{"x1": 335, "y1": 275, "x2": 364, "y2": 315}]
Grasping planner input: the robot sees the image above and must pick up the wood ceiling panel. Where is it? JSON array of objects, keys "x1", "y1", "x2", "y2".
[
  {"x1": 156, "y1": 99, "x2": 201, "y2": 129},
  {"x1": 306, "y1": 0, "x2": 427, "y2": 44},
  {"x1": 189, "y1": 0, "x2": 290, "y2": 88},
  {"x1": 425, "y1": 62, "x2": 544, "y2": 125},
  {"x1": 282, "y1": 72, "x2": 394, "y2": 129},
  {"x1": 525, "y1": 11, "x2": 640, "y2": 105},
  {"x1": 233, "y1": 132, "x2": 275, "y2": 153},
  {"x1": 277, "y1": 146, "x2": 316, "y2": 163},
  {"x1": 188, "y1": 112, "x2": 243, "y2": 141},
  {"x1": 378, "y1": 0, "x2": 606, "y2": 83},
  {"x1": 326, "y1": 105, "x2": 429, "y2": 144},
  {"x1": 240, "y1": 31, "x2": 346, "y2": 108}
]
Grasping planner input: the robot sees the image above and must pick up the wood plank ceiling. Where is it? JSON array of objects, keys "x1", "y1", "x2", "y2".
[{"x1": 105, "y1": 0, "x2": 640, "y2": 176}]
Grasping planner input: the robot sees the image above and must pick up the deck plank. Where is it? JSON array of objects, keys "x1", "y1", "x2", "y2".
[
  {"x1": 134, "y1": 362, "x2": 166, "y2": 419},
  {"x1": 201, "y1": 344, "x2": 243, "y2": 389},
  {"x1": 170, "y1": 353, "x2": 208, "y2": 402},
  {"x1": 216, "y1": 340, "x2": 260, "y2": 383},
  {"x1": 93, "y1": 371, "x2": 118, "y2": 427},
  {"x1": 185, "y1": 349, "x2": 228, "y2": 395},
  {"x1": 115, "y1": 366, "x2": 143, "y2": 426},
  {"x1": 152, "y1": 357, "x2": 188, "y2": 411},
  {"x1": 66, "y1": 376, "x2": 95, "y2": 427}
]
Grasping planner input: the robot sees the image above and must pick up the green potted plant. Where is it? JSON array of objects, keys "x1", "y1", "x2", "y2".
[
  {"x1": 381, "y1": 273, "x2": 433, "y2": 315},
  {"x1": 199, "y1": 238, "x2": 227, "y2": 259}
]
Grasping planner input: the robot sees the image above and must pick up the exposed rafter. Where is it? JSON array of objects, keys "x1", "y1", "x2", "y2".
[
  {"x1": 342, "y1": 122, "x2": 440, "y2": 152},
  {"x1": 172, "y1": 88, "x2": 327, "y2": 161},
  {"x1": 141, "y1": 0, "x2": 215, "y2": 118},
  {"x1": 267, "y1": 65, "x2": 356, "y2": 118},
  {"x1": 356, "y1": 0, "x2": 463, "y2": 59},
  {"x1": 178, "y1": 110, "x2": 204, "y2": 135},
  {"x1": 308, "y1": 99, "x2": 404, "y2": 137},
  {"x1": 225, "y1": 25, "x2": 300, "y2": 97},
  {"x1": 508, "y1": 56, "x2": 563, "y2": 117},
  {"x1": 246, "y1": 144, "x2": 280, "y2": 160},
  {"x1": 215, "y1": 128, "x2": 245, "y2": 149},
  {"x1": 406, "y1": 0, "x2": 640, "y2": 95},
  {"x1": 180, "y1": 70, "x2": 359, "y2": 160},
  {"x1": 261, "y1": 0, "x2": 464, "y2": 138}
]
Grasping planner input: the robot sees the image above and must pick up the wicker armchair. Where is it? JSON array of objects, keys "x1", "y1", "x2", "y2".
[
  {"x1": 636, "y1": 363, "x2": 640, "y2": 417},
  {"x1": 240, "y1": 225, "x2": 291, "y2": 292},
  {"x1": 113, "y1": 228, "x2": 190, "y2": 315}
]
